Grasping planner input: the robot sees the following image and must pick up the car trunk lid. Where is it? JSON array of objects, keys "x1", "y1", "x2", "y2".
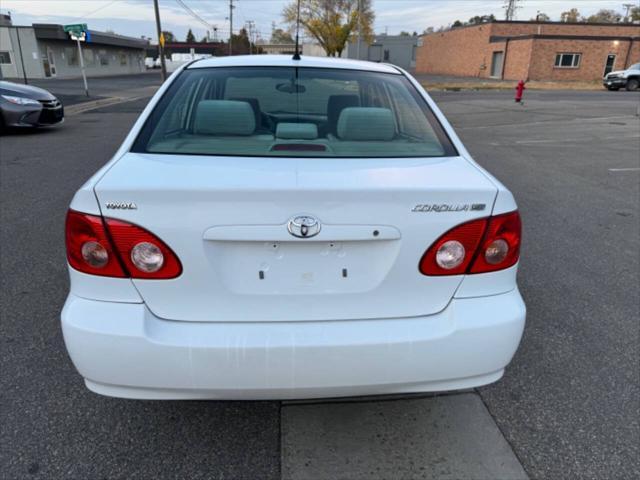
[{"x1": 94, "y1": 153, "x2": 497, "y2": 322}]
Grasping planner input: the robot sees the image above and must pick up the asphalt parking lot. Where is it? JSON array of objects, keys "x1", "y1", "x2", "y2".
[{"x1": 1, "y1": 86, "x2": 638, "y2": 479}]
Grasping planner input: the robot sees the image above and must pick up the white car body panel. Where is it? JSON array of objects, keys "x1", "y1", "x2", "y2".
[
  {"x1": 62, "y1": 289, "x2": 525, "y2": 400},
  {"x1": 63, "y1": 55, "x2": 526, "y2": 399}
]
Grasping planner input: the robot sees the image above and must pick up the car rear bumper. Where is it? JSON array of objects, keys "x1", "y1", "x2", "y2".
[{"x1": 61, "y1": 289, "x2": 526, "y2": 400}]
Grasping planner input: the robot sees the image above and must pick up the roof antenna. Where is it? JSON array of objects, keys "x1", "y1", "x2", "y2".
[{"x1": 292, "y1": 0, "x2": 301, "y2": 60}]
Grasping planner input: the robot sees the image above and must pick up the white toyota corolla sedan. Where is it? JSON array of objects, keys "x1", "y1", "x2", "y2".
[{"x1": 62, "y1": 55, "x2": 525, "y2": 400}]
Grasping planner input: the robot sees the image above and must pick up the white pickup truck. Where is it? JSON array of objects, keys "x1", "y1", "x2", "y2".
[{"x1": 603, "y1": 63, "x2": 640, "y2": 91}]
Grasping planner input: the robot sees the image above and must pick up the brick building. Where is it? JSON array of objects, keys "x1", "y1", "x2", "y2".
[{"x1": 415, "y1": 21, "x2": 640, "y2": 81}]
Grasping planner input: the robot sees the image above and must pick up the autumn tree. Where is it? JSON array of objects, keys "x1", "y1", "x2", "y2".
[
  {"x1": 161, "y1": 31, "x2": 176, "y2": 43},
  {"x1": 283, "y1": 0, "x2": 375, "y2": 57},
  {"x1": 560, "y1": 8, "x2": 581, "y2": 23}
]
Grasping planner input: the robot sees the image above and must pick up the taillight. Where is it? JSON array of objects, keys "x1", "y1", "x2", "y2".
[
  {"x1": 65, "y1": 210, "x2": 182, "y2": 279},
  {"x1": 468, "y1": 211, "x2": 521, "y2": 274},
  {"x1": 105, "y1": 217, "x2": 182, "y2": 279},
  {"x1": 419, "y1": 211, "x2": 521, "y2": 276},
  {"x1": 65, "y1": 211, "x2": 127, "y2": 277}
]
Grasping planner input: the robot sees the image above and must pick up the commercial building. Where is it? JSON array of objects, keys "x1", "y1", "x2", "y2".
[
  {"x1": 346, "y1": 34, "x2": 418, "y2": 70},
  {"x1": 0, "y1": 19, "x2": 147, "y2": 80},
  {"x1": 415, "y1": 21, "x2": 640, "y2": 81}
]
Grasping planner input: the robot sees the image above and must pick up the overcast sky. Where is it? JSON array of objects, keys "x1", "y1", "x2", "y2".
[{"x1": 0, "y1": 0, "x2": 629, "y2": 42}]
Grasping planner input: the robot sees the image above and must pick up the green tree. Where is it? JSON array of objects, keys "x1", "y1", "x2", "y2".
[
  {"x1": 185, "y1": 29, "x2": 196, "y2": 43},
  {"x1": 560, "y1": 8, "x2": 581, "y2": 23},
  {"x1": 283, "y1": 0, "x2": 375, "y2": 57},
  {"x1": 630, "y1": 6, "x2": 640, "y2": 22},
  {"x1": 532, "y1": 12, "x2": 551, "y2": 22},
  {"x1": 271, "y1": 28, "x2": 294, "y2": 44},
  {"x1": 161, "y1": 30, "x2": 176, "y2": 43},
  {"x1": 586, "y1": 9, "x2": 622, "y2": 23},
  {"x1": 451, "y1": 20, "x2": 463, "y2": 28},
  {"x1": 399, "y1": 31, "x2": 410, "y2": 36}
]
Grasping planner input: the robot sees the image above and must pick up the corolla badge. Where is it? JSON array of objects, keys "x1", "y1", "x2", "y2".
[{"x1": 287, "y1": 215, "x2": 321, "y2": 238}]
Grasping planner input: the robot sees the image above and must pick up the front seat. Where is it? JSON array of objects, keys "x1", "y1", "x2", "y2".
[{"x1": 230, "y1": 97, "x2": 272, "y2": 133}]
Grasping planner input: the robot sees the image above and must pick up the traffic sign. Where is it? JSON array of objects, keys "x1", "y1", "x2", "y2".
[{"x1": 64, "y1": 23, "x2": 88, "y2": 35}]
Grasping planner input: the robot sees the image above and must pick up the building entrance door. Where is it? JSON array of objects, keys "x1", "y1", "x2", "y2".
[
  {"x1": 490, "y1": 51, "x2": 504, "y2": 78},
  {"x1": 603, "y1": 54, "x2": 616, "y2": 76},
  {"x1": 47, "y1": 48, "x2": 57, "y2": 76}
]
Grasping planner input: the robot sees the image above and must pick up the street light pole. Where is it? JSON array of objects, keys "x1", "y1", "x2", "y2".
[{"x1": 153, "y1": 0, "x2": 167, "y2": 81}]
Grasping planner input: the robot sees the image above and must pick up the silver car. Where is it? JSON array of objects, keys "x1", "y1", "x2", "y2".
[{"x1": 0, "y1": 80, "x2": 64, "y2": 130}]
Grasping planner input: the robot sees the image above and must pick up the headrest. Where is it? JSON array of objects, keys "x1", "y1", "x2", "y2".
[
  {"x1": 276, "y1": 122, "x2": 318, "y2": 140},
  {"x1": 337, "y1": 107, "x2": 395, "y2": 141},
  {"x1": 194, "y1": 100, "x2": 256, "y2": 136},
  {"x1": 327, "y1": 94, "x2": 360, "y2": 135},
  {"x1": 230, "y1": 97, "x2": 261, "y2": 129}
]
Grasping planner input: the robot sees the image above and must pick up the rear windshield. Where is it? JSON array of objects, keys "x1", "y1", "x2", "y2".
[{"x1": 132, "y1": 67, "x2": 457, "y2": 158}]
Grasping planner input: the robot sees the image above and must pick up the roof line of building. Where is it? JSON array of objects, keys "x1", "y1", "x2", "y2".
[
  {"x1": 421, "y1": 19, "x2": 640, "y2": 36},
  {"x1": 489, "y1": 34, "x2": 640, "y2": 43}
]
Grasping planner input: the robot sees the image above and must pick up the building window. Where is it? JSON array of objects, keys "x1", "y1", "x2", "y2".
[
  {"x1": 119, "y1": 52, "x2": 127, "y2": 66},
  {"x1": 66, "y1": 47, "x2": 78, "y2": 66},
  {"x1": 99, "y1": 49, "x2": 109, "y2": 66},
  {"x1": 83, "y1": 49, "x2": 95, "y2": 66},
  {"x1": 383, "y1": 49, "x2": 390, "y2": 61},
  {"x1": 0, "y1": 51, "x2": 11, "y2": 64},
  {"x1": 555, "y1": 53, "x2": 581, "y2": 68},
  {"x1": 411, "y1": 45, "x2": 417, "y2": 61}
]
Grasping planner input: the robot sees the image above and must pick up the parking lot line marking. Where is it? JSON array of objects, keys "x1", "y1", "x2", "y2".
[{"x1": 608, "y1": 168, "x2": 640, "y2": 172}]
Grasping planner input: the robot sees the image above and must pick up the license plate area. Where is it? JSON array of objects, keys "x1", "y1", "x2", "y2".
[{"x1": 206, "y1": 240, "x2": 400, "y2": 295}]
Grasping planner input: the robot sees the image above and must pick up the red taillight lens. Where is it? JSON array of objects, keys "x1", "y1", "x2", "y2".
[
  {"x1": 419, "y1": 218, "x2": 487, "y2": 275},
  {"x1": 469, "y1": 211, "x2": 521, "y2": 274},
  {"x1": 65, "y1": 211, "x2": 127, "y2": 277},
  {"x1": 419, "y1": 211, "x2": 522, "y2": 276},
  {"x1": 65, "y1": 210, "x2": 182, "y2": 279},
  {"x1": 104, "y1": 218, "x2": 182, "y2": 279}
]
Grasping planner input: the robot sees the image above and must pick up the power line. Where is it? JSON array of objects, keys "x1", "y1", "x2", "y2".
[
  {"x1": 174, "y1": 0, "x2": 215, "y2": 31},
  {"x1": 69, "y1": 0, "x2": 119, "y2": 23}
]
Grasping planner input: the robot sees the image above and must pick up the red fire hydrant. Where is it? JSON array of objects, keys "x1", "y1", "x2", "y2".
[{"x1": 515, "y1": 80, "x2": 526, "y2": 103}]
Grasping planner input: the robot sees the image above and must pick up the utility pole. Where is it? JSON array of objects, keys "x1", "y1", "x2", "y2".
[
  {"x1": 622, "y1": 3, "x2": 634, "y2": 22},
  {"x1": 356, "y1": 0, "x2": 361, "y2": 59},
  {"x1": 153, "y1": 0, "x2": 167, "y2": 80},
  {"x1": 245, "y1": 21, "x2": 255, "y2": 54},
  {"x1": 503, "y1": 0, "x2": 521, "y2": 21},
  {"x1": 14, "y1": 27, "x2": 28, "y2": 84},
  {"x1": 229, "y1": 0, "x2": 234, "y2": 55}
]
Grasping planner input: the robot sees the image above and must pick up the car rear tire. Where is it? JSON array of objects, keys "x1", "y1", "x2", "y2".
[{"x1": 626, "y1": 78, "x2": 639, "y2": 91}]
